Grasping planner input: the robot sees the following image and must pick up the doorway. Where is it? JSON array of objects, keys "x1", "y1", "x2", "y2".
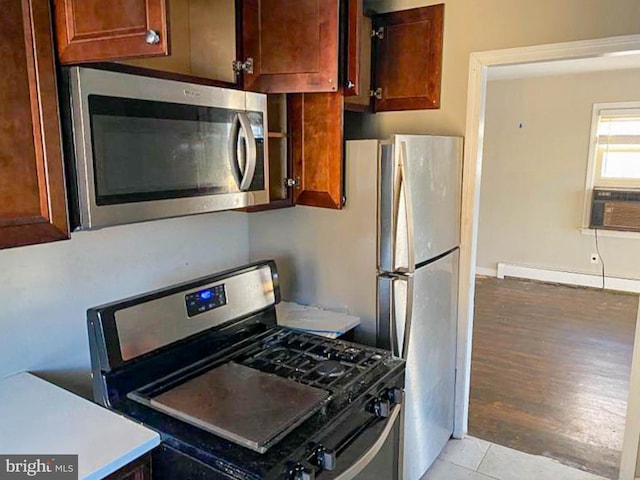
[{"x1": 455, "y1": 35, "x2": 640, "y2": 480}]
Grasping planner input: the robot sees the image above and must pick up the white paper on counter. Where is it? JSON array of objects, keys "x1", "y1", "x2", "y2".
[{"x1": 276, "y1": 302, "x2": 360, "y2": 339}]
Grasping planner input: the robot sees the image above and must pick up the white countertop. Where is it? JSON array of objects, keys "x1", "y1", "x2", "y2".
[
  {"x1": 276, "y1": 301, "x2": 361, "y2": 339},
  {"x1": 0, "y1": 372, "x2": 160, "y2": 480}
]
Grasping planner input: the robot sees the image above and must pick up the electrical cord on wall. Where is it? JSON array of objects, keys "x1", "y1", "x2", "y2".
[{"x1": 594, "y1": 228, "x2": 606, "y2": 290}]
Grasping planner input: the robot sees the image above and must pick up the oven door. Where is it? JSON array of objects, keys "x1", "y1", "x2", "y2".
[
  {"x1": 319, "y1": 404, "x2": 402, "y2": 480},
  {"x1": 70, "y1": 67, "x2": 269, "y2": 230}
]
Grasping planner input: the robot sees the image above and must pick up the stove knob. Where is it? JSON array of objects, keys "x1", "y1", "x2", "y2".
[
  {"x1": 315, "y1": 447, "x2": 337, "y2": 471},
  {"x1": 386, "y1": 387, "x2": 403, "y2": 405},
  {"x1": 289, "y1": 464, "x2": 314, "y2": 480},
  {"x1": 368, "y1": 397, "x2": 391, "y2": 418}
]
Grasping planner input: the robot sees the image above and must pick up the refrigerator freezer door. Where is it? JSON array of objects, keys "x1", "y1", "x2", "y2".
[
  {"x1": 380, "y1": 135, "x2": 462, "y2": 271},
  {"x1": 402, "y1": 249, "x2": 459, "y2": 480}
]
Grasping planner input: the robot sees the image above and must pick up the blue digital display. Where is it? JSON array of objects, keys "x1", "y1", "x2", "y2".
[{"x1": 185, "y1": 284, "x2": 227, "y2": 317}]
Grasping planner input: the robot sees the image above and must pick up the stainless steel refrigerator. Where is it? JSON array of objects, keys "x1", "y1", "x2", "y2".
[{"x1": 375, "y1": 135, "x2": 462, "y2": 480}]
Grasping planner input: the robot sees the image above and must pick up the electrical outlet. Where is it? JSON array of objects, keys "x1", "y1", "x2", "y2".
[{"x1": 590, "y1": 253, "x2": 600, "y2": 264}]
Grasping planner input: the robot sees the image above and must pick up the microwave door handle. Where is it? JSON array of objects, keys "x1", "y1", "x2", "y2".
[
  {"x1": 237, "y1": 112, "x2": 257, "y2": 191},
  {"x1": 228, "y1": 113, "x2": 244, "y2": 188}
]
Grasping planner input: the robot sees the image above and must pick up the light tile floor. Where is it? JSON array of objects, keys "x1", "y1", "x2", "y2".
[{"x1": 422, "y1": 437, "x2": 610, "y2": 480}]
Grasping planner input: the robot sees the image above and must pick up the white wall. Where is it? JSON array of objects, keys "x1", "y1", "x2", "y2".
[
  {"x1": 0, "y1": 212, "x2": 249, "y2": 397},
  {"x1": 476, "y1": 69, "x2": 640, "y2": 280},
  {"x1": 249, "y1": 141, "x2": 379, "y2": 345}
]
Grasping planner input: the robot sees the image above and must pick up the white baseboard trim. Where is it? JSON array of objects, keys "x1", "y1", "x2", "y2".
[
  {"x1": 488, "y1": 262, "x2": 640, "y2": 293},
  {"x1": 475, "y1": 266, "x2": 498, "y2": 277}
]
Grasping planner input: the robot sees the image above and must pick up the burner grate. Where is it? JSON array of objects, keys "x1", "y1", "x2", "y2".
[{"x1": 238, "y1": 330, "x2": 384, "y2": 393}]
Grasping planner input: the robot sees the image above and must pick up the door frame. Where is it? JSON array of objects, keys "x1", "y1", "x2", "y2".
[{"x1": 455, "y1": 33, "x2": 640, "y2": 480}]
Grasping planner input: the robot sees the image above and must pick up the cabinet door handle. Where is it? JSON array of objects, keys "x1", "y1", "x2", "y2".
[{"x1": 145, "y1": 30, "x2": 160, "y2": 45}]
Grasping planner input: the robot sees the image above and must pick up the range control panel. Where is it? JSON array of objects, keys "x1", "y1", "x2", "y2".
[{"x1": 185, "y1": 284, "x2": 227, "y2": 317}]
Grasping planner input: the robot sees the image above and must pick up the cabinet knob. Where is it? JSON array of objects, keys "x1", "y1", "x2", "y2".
[
  {"x1": 314, "y1": 447, "x2": 337, "y2": 471},
  {"x1": 145, "y1": 29, "x2": 161, "y2": 45},
  {"x1": 386, "y1": 387, "x2": 404, "y2": 405}
]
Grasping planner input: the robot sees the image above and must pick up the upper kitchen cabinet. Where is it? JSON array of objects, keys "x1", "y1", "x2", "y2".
[
  {"x1": 54, "y1": 0, "x2": 169, "y2": 64},
  {"x1": 343, "y1": 0, "x2": 371, "y2": 111},
  {"x1": 371, "y1": 4, "x2": 444, "y2": 111},
  {"x1": 344, "y1": 3, "x2": 444, "y2": 112},
  {"x1": 343, "y1": 0, "x2": 363, "y2": 98},
  {"x1": 124, "y1": 0, "x2": 239, "y2": 83},
  {"x1": 0, "y1": 0, "x2": 69, "y2": 249},
  {"x1": 289, "y1": 93, "x2": 344, "y2": 209},
  {"x1": 240, "y1": 0, "x2": 340, "y2": 93},
  {"x1": 53, "y1": 0, "x2": 342, "y2": 93},
  {"x1": 247, "y1": 92, "x2": 344, "y2": 212}
]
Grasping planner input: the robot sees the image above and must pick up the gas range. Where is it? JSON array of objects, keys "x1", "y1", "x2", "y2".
[{"x1": 88, "y1": 261, "x2": 405, "y2": 480}]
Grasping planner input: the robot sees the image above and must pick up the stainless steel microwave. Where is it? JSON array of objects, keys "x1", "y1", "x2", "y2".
[{"x1": 67, "y1": 67, "x2": 269, "y2": 230}]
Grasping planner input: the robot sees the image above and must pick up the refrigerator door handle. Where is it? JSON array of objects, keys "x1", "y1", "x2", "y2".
[
  {"x1": 394, "y1": 274, "x2": 414, "y2": 358},
  {"x1": 378, "y1": 144, "x2": 394, "y2": 273},
  {"x1": 393, "y1": 142, "x2": 415, "y2": 273},
  {"x1": 377, "y1": 276, "x2": 397, "y2": 354},
  {"x1": 378, "y1": 275, "x2": 413, "y2": 358}
]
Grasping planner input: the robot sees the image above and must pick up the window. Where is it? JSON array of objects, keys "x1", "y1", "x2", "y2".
[
  {"x1": 591, "y1": 106, "x2": 640, "y2": 188},
  {"x1": 581, "y1": 102, "x2": 640, "y2": 233}
]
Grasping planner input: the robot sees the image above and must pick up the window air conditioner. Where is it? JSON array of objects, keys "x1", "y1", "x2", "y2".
[{"x1": 590, "y1": 189, "x2": 640, "y2": 232}]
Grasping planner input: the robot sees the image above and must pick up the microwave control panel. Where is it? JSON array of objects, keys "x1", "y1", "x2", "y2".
[{"x1": 185, "y1": 284, "x2": 227, "y2": 317}]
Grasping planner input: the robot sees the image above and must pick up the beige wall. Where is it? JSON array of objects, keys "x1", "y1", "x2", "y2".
[
  {"x1": 359, "y1": 0, "x2": 640, "y2": 138},
  {"x1": 0, "y1": 212, "x2": 249, "y2": 396},
  {"x1": 476, "y1": 69, "x2": 640, "y2": 279},
  {"x1": 249, "y1": 141, "x2": 380, "y2": 345}
]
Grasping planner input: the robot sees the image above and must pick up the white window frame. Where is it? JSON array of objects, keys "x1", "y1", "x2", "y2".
[{"x1": 581, "y1": 101, "x2": 640, "y2": 233}]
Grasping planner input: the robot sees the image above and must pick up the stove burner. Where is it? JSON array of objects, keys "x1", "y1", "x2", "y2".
[
  {"x1": 239, "y1": 331, "x2": 387, "y2": 392},
  {"x1": 266, "y1": 348, "x2": 291, "y2": 363},
  {"x1": 315, "y1": 360, "x2": 346, "y2": 378}
]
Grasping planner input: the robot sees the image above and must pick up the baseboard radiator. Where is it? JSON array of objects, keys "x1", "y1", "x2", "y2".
[{"x1": 476, "y1": 263, "x2": 640, "y2": 294}]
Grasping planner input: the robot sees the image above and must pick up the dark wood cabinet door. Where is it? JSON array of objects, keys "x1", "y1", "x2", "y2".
[
  {"x1": 372, "y1": 4, "x2": 444, "y2": 112},
  {"x1": 104, "y1": 454, "x2": 151, "y2": 480},
  {"x1": 289, "y1": 93, "x2": 343, "y2": 209},
  {"x1": 242, "y1": 0, "x2": 340, "y2": 93},
  {"x1": 344, "y1": 13, "x2": 372, "y2": 112},
  {"x1": 344, "y1": 0, "x2": 362, "y2": 97},
  {"x1": 0, "y1": 0, "x2": 69, "y2": 250},
  {"x1": 54, "y1": 0, "x2": 168, "y2": 64}
]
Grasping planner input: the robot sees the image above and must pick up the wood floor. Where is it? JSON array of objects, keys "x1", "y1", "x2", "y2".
[{"x1": 469, "y1": 277, "x2": 639, "y2": 479}]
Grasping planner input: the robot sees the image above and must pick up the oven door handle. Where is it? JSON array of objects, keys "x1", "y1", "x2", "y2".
[
  {"x1": 332, "y1": 404, "x2": 402, "y2": 480},
  {"x1": 228, "y1": 112, "x2": 257, "y2": 192}
]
